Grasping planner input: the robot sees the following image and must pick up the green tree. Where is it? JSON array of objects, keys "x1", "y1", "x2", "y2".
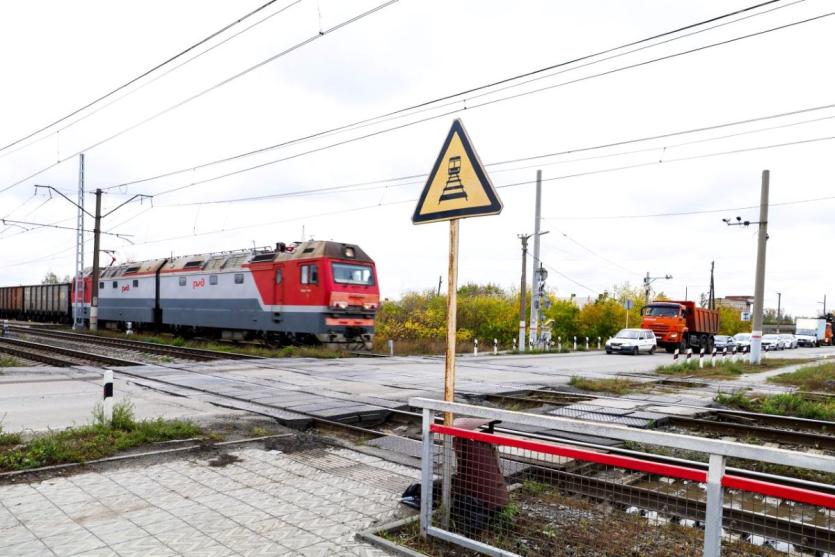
[
  {"x1": 41, "y1": 271, "x2": 69, "y2": 284},
  {"x1": 718, "y1": 306, "x2": 752, "y2": 336},
  {"x1": 542, "y1": 297, "x2": 580, "y2": 342}
]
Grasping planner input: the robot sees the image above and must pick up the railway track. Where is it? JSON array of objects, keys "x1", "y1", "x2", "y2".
[
  {"x1": 7, "y1": 325, "x2": 263, "y2": 362},
  {"x1": 482, "y1": 390, "x2": 835, "y2": 451},
  {"x1": 0, "y1": 337, "x2": 139, "y2": 367}
]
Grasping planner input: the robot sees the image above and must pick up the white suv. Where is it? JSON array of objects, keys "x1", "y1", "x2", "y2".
[{"x1": 605, "y1": 328, "x2": 657, "y2": 355}]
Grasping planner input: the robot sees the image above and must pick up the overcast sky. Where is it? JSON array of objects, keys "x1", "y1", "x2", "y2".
[{"x1": 1, "y1": 0, "x2": 833, "y2": 318}]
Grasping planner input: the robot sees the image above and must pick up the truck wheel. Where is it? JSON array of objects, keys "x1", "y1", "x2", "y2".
[{"x1": 665, "y1": 346, "x2": 675, "y2": 354}]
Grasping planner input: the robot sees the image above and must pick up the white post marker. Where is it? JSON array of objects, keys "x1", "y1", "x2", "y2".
[
  {"x1": 711, "y1": 347, "x2": 717, "y2": 367},
  {"x1": 102, "y1": 369, "x2": 114, "y2": 424},
  {"x1": 686, "y1": 348, "x2": 693, "y2": 361},
  {"x1": 513, "y1": 338, "x2": 517, "y2": 351},
  {"x1": 388, "y1": 339, "x2": 394, "y2": 356},
  {"x1": 558, "y1": 336, "x2": 561, "y2": 351},
  {"x1": 125, "y1": 321, "x2": 133, "y2": 336},
  {"x1": 732, "y1": 346, "x2": 738, "y2": 363},
  {"x1": 722, "y1": 347, "x2": 727, "y2": 363},
  {"x1": 699, "y1": 348, "x2": 705, "y2": 368},
  {"x1": 473, "y1": 338, "x2": 478, "y2": 356},
  {"x1": 673, "y1": 348, "x2": 679, "y2": 361},
  {"x1": 573, "y1": 336, "x2": 577, "y2": 351},
  {"x1": 597, "y1": 337, "x2": 601, "y2": 350},
  {"x1": 493, "y1": 338, "x2": 498, "y2": 355},
  {"x1": 585, "y1": 337, "x2": 589, "y2": 350}
]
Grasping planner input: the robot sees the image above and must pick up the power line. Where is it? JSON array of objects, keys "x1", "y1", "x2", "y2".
[
  {"x1": 97, "y1": 0, "x2": 804, "y2": 193},
  {"x1": 112, "y1": 8, "x2": 835, "y2": 200},
  {"x1": 0, "y1": 0, "x2": 401, "y2": 196},
  {"x1": 528, "y1": 251, "x2": 599, "y2": 295},
  {"x1": 0, "y1": 218, "x2": 131, "y2": 239},
  {"x1": 154, "y1": 101, "x2": 835, "y2": 207},
  {"x1": 548, "y1": 231, "x2": 641, "y2": 277},
  {"x1": 0, "y1": 0, "x2": 295, "y2": 157}
]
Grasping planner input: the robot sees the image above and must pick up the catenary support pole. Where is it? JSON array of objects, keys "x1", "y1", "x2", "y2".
[
  {"x1": 90, "y1": 188, "x2": 102, "y2": 332},
  {"x1": 529, "y1": 170, "x2": 542, "y2": 348},
  {"x1": 750, "y1": 170, "x2": 770, "y2": 364},
  {"x1": 518, "y1": 234, "x2": 529, "y2": 352}
]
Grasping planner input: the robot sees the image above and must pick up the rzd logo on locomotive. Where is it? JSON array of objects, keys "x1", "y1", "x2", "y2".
[
  {"x1": 121, "y1": 285, "x2": 130, "y2": 293},
  {"x1": 192, "y1": 278, "x2": 205, "y2": 289}
]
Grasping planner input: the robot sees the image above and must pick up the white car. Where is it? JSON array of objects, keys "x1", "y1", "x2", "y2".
[
  {"x1": 779, "y1": 334, "x2": 798, "y2": 349},
  {"x1": 762, "y1": 334, "x2": 784, "y2": 351},
  {"x1": 605, "y1": 328, "x2": 657, "y2": 355}
]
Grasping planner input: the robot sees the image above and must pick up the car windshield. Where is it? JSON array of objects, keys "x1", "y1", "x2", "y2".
[
  {"x1": 331, "y1": 263, "x2": 374, "y2": 285},
  {"x1": 733, "y1": 334, "x2": 751, "y2": 341},
  {"x1": 796, "y1": 329, "x2": 815, "y2": 336},
  {"x1": 763, "y1": 334, "x2": 779, "y2": 340},
  {"x1": 643, "y1": 305, "x2": 679, "y2": 317},
  {"x1": 715, "y1": 336, "x2": 729, "y2": 342},
  {"x1": 614, "y1": 329, "x2": 641, "y2": 339}
]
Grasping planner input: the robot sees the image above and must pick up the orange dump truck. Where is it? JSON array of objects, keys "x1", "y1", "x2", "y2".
[{"x1": 640, "y1": 300, "x2": 720, "y2": 353}]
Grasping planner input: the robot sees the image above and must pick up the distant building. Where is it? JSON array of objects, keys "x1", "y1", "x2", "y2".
[
  {"x1": 716, "y1": 295, "x2": 754, "y2": 312},
  {"x1": 559, "y1": 295, "x2": 595, "y2": 309}
]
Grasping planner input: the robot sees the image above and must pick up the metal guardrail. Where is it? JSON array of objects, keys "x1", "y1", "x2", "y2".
[{"x1": 410, "y1": 398, "x2": 835, "y2": 557}]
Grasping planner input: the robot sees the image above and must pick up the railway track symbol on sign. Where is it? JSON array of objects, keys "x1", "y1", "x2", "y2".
[{"x1": 412, "y1": 119, "x2": 502, "y2": 224}]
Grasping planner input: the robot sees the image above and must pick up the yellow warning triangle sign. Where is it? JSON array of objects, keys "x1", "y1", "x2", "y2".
[{"x1": 412, "y1": 119, "x2": 503, "y2": 224}]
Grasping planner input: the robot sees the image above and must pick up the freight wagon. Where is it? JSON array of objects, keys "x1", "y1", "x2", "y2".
[{"x1": 0, "y1": 283, "x2": 73, "y2": 322}]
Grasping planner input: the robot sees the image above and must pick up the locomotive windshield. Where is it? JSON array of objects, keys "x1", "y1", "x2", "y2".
[{"x1": 332, "y1": 263, "x2": 374, "y2": 285}]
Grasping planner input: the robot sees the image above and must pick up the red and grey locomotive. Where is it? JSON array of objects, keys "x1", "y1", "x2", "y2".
[{"x1": 0, "y1": 240, "x2": 378, "y2": 349}]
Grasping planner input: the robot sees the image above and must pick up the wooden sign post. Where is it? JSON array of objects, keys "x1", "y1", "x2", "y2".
[{"x1": 412, "y1": 119, "x2": 503, "y2": 426}]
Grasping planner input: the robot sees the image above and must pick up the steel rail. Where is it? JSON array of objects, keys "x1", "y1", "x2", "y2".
[
  {"x1": 0, "y1": 337, "x2": 139, "y2": 367},
  {"x1": 8, "y1": 325, "x2": 262, "y2": 361}
]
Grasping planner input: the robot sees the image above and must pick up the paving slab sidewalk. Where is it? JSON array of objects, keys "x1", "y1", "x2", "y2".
[{"x1": 0, "y1": 446, "x2": 418, "y2": 557}]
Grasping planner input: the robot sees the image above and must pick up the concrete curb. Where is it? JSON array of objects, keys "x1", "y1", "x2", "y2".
[{"x1": 355, "y1": 515, "x2": 427, "y2": 557}]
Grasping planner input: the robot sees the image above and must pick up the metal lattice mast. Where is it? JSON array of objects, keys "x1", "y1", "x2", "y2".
[{"x1": 73, "y1": 154, "x2": 85, "y2": 329}]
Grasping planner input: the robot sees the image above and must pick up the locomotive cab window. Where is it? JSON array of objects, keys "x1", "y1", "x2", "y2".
[
  {"x1": 300, "y1": 264, "x2": 318, "y2": 285},
  {"x1": 275, "y1": 270, "x2": 282, "y2": 284},
  {"x1": 332, "y1": 263, "x2": 374, "y2": 286},
  {"x1": 132, "y1": 280, "x2": 139, "y2": 288},
  {"x1": 178, "y1": 276, "x2": 186, "y2": 287},
  {"x1": 209, "y1": 275, "x2": 218, "y2": 286},
  {"x1": 112, "y1": 281, "x2": 118, "y2": 288},
  {"x1": 234, "y1": 273, "x2": 244, "y2": 285},
  {"x1": 99, "y1": 282, "x2": 104, "y2": 289}
]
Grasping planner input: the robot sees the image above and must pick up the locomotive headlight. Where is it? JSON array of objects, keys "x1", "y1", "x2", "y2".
[
  {"x1": 363, "y1": 302, "x2": 378, "y2": 310},
  {"x1": 333, "y1": 301, "x2": 348, "y2": 309}
]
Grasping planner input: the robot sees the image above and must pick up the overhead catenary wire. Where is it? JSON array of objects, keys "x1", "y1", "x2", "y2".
[
  {"x1": 154, "y1": 101, "x2": 835, "y2": 208},
  {"x1": 0, "y1": 0, "x2": 402, "y2": 197},
  {"x1": 98, "y1": 0, "x2": 797, "y2": 192},
  {"x1": 0, "y1": 0, "x2": 297, "y2": 158},
  {"x1": 110, "y1": 8, "x2": 835, "y2": 200}
]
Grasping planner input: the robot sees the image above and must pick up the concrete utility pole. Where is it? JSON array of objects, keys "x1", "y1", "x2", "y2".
[
  {"x1": 529, "y1": 170, "x2": 543, "y2": 349},
  {"x1": 750, "y1": 170, "x2": 770, "y2": 364},
  {"x1": 776, "y1": 292, "x2": 782, "y2": 333},
  {"x1": 518, "y1": 233, "x2": 530, "y2": 352},
  {"x1": 90, "y1": 189, "x2": 103, "y2": 331}
]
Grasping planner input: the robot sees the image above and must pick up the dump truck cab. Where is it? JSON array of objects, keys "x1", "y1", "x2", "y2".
[{"x1": 641, "y1": 300, "x2": 719, "y2": 354}]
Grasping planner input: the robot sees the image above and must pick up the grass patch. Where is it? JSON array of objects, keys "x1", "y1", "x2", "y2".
[
  {"x1": 0, "y1": 425, "x2": 22, "y2": 448},
  {"x1": 769, "y1": 361, "x2": 835, "y2": 392},
  {"x1": 656, "y1": 357, "x2": 810, "y2": 378},
  {"x1": 0, "y1": 401, "x2": 203, "y2": 472},
  {"x1": 715, "y1": 391, "x2": 835, "y2": 421},
  {"x1": 0, "y1": 355, "x2": 21, "y2": 368},
  {"x1": 569, "y1": 376, "x2": 647, "y2": 395}
]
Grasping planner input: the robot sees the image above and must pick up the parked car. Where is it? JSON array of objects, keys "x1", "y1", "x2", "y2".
[
  {"x1": 605, "y1": 328, "x2": 657, "y2": 355},
  {"x1": 779, "y1": 334, "x2": 798, "y2": 349},
  {"x1": 714, "y1": 335, "x2": 736, "y2": 351},
  {"x1": 732, "y1": 333, "x2": 751, "y2": 352},
  {"x1": 762, "y1": 334, "x2": 784, "y2": 351}
]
